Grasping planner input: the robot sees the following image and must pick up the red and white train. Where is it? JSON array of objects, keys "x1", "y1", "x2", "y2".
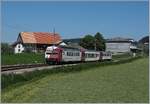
[{"x1": 45, "y1": 46, "x2": 112, "y2": 64}]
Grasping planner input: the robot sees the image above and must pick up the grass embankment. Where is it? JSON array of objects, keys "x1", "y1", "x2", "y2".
[
  {"x1": 112, "y1": 53, "x2": 131, "y2": 59},
  {"x1": 1, "y1": 56, "x2": 141, "y2": 89},
  {"x1": 1, "y1": 57, "x2": 149, "y2": 103},
  {"x1": 1, "y1": 53, "x2": 45, "y2": 65}
]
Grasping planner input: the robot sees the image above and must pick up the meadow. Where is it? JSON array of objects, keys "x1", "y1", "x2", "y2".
[
  {"x1": 1, "y1": 52, "x2": 133, "y2": 65},
  {"x1": 1, "y1": 57, "x2": 149, "y2": 103},
  {"x1": 1, "y1": 53, "x2": 45, "y2": 65}
]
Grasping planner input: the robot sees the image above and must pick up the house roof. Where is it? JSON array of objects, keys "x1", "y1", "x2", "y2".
[
  {"x1": 18, "y1": 32, "x2": 62, "y2": 44},
  {"x1": 106, "y1": 37, "x2": 134, "y2": 43}
]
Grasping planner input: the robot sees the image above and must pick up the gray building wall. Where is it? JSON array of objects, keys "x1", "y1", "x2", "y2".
[{"x1": 106, "y1": 42, "x2": 131, "y2": 54}]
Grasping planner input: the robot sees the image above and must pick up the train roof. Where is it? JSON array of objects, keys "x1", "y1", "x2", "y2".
[
  {"x1": 59, "y1": 45, "x2": 81, "y2": 50},
  {"x1": 85, "y1": 50, "x2": 100, "y2": 52}
]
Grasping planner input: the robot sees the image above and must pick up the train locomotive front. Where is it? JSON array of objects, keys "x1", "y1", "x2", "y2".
[
  {"x1": 45, "y1": 46, "x2": 83, "y2": 64},
  {"x1": 45, "y1": 46, "x2": 62, "y2": 64}
]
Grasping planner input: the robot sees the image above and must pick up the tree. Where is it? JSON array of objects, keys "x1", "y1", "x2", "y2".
[
  {"x1": 94, "y1": 32, "x2": 106, "y2": 51},
  {"x1": 1, "y1": 43, "x2": 14, "y2": 54},
  {"x1": 79, "y1": 35, "x2": 95, "y2": 50},
  {"x1": 79, "y1": 32, "x2": 106, "y2": 51}
]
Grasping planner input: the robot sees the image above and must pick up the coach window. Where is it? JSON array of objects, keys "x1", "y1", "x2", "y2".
[
  {"x1": 85, "y1": 54, "x2": 87, "y2": 58},
  {"x1": 70, "y1": 52, "x2": 72, "y2": 56},
  {"x1": 88, "y1": 54, "x2": 90, "y2": 58},
  {"x1": 96, "y1": 54, "x2": 98, "y2": 57},
  {"x1": 69, "y1": 52, "x2": 71, "y2": 56},
  {"x1": 92, "y1": 54, "x2": 94, "y2": 58},
  {"x1": 75, "y1": 52, "x2": 77, "y2": 56},
  {"x1": 67, "y1": 52, "x2": 69, "y2": 56}
]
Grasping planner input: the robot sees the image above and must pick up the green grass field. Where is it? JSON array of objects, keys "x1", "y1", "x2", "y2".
[
  {"x1": 1, "y1": 57, "x2": 149, "y2": 103},
  {"x1": 1, "y1": 53, "x2": 45, "y2": 65}
]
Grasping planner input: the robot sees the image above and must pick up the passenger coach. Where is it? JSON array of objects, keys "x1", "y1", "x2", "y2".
[
  {"x1": 45, "y1": 46, "x2": 83, "y2": 64},
  {"x1": 45, "y1": 46, "x2": 112, "y2": 64}
]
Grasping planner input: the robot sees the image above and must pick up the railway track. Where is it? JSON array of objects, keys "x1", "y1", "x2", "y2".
[
  {"x1": 1, "y1": 63, "x2": 78, "y2": 74},
  {"x1": 1, "y1": 60, "x2": 118, "y2": 74},
  {"x1": 1, "y1": 63, "x2": 48, "y2": 72}
]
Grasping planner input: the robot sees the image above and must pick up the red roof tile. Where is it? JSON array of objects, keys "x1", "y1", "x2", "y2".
[{"x1": 20, "y1": 32, "x2": 61, "y2": 44}]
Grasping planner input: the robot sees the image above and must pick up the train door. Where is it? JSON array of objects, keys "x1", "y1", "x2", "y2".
[
  {"x1": 99, "y1": 51, "x2": 103, "y2": 61},
  {"x1": 81, "y1": 51, "x2": 85, "y2": 62}
]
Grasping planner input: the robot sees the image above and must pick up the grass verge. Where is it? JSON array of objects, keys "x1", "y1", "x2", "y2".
[
  {"x1": 1, "y1": 53, "x2": 45, "y2": 65},
  {"x1": 1, "y1": 56, "x2": 148, "y2": 103},
  {"x1": 2, "y1": 56, "x2": 142, "y2": 89}
]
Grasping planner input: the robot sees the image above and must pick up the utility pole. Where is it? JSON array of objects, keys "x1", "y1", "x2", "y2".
[
  {"x1": 53, "y1": 27, "x2": 55, "y2": 46},
  {"x1": 94, "y1": 38, "x2": 97, "y2": 51}
]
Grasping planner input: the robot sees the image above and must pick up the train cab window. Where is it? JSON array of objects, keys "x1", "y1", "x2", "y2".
[
  {"x1": 51, "y1": 53, "x2": 58, "y2": 55},
  {"x1": 46, "y1": 52, "x2": 58, "y2": 55}
]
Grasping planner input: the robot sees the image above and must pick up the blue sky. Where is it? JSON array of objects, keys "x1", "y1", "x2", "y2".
[{"x1": 2, "y1": 1, "x2": 149, "y2": 43}]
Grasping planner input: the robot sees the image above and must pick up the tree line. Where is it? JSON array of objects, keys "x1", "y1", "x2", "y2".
[{"x1": 79, "y1": 32, "x2": 106, "y2": 51}]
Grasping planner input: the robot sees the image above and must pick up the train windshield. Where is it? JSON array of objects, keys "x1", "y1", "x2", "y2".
[{"x1": 46, "y1": 52, "x2": 58, "y2": 55}]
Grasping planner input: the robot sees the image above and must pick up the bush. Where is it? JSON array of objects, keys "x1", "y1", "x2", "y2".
[{"x1": 1, "y1": 43, "x2": 13, "y2": 54}]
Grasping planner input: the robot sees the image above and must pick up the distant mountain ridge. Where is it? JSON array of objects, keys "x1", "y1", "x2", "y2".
[
  {"x1": 138, "y1": 36, "x2": 149, "y2": 44},
  {"x1": 63, "y1": 38, "x2": 82, "y2": 44}
]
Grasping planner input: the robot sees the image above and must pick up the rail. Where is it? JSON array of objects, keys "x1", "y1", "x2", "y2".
[{"x1": 1, "y1": 63, "x2": 48, "y2": 72}]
